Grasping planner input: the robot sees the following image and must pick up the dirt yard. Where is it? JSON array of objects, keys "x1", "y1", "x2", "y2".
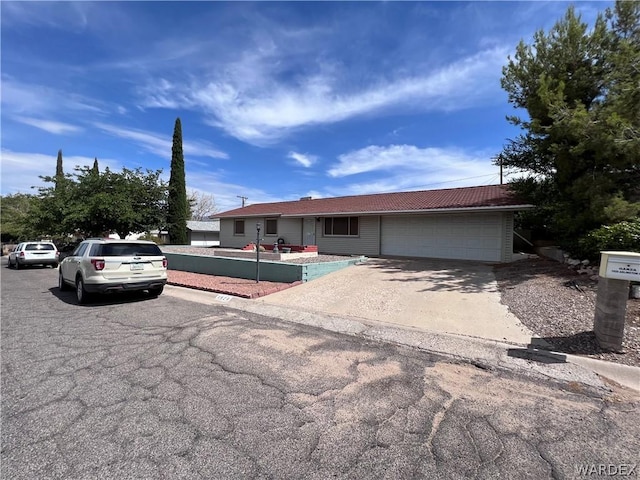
[{"x1": 494, "y1": 257, "x2": 640, "y2": 367}]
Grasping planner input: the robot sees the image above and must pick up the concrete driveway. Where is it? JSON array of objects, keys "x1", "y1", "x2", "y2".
[{"x1": 258, "y1": 258, "x2": 535, "y2": 345}]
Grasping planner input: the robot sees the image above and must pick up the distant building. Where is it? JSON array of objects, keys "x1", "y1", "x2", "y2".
[{"x1": 186, "y1": 220, "x2": 220, "y2": 247}]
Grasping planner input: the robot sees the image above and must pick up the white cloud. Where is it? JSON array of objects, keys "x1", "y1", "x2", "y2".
[
  {"x1": 328, "y1": 144, "x2": 491, "y2": 178},
  {"x1": 14, "y1": 116, "x2": 82, "y2": 135},
  {"x1": 138, "y1": 46, "x2": 508, "y2": 145},
  {"x1": 0, "y1": 2, "x2": 90, "y2": 30},
  {"x1": 304, "y1": 190, "x2": 324, "y2": 200},
  {"x1": 323, "y1": 144, "x2": 499, "y2": 196},
  {"x1": 94, "y1": 123, "x2": 229, "y2": 160},
  {"x1": 185, "y1": 170, "x2": 287, "y2": 213},
  {"x1": 0, "y1": 150, "x2": 122, "y2": 195},
  {"x1": 287, "y1": 151, "x2": 317, "y2": 168},
  {"x1": 1, "y1": 78, "x2": 105, "y2": 116}
]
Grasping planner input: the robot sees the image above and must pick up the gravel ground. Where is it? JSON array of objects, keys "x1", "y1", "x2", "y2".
[{"x1": 494, "y1": 257, "x2": 640, "y2": 367}]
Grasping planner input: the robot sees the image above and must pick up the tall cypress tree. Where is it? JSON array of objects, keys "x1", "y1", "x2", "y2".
[
  {"x1": 91, "y1": 158, "x2": 99, "y2": 175},
  {"x1": 167, "y1": 118, "x2": 188, "y2": 244},
  {"x1": 55, "y1": 149, "x2": 64, "y2": 191}
]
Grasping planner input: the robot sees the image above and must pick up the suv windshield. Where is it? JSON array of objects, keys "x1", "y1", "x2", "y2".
[
  {"x1": 91, "y1": 243, "x2": 162, "y2": 257},
  {"x1": 25, "y1": 243, "x2": 55, "y2": 251}
]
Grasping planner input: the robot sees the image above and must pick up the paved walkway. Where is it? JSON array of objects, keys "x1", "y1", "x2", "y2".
[{"x1": 168, "y1": 258, "x2": 535, "y2": 345}]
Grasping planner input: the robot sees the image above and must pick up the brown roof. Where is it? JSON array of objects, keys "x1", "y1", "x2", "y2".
[{"x1": 215, "y1": 184, "x2": 532, "y2": 218}]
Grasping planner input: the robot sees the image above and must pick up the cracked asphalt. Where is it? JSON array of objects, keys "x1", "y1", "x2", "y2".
[{"x1": 2, "y1": 267, "x2": 639, "y2": 479}]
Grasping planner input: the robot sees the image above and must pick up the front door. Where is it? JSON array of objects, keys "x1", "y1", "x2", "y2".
[{"x1": 303, "y1": 217, "x2": 316, "y2": 246}]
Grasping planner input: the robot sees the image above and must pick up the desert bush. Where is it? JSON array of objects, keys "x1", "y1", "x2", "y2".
[{"x1": 575, "y1": 218, "x2": 640, "y2": 260}]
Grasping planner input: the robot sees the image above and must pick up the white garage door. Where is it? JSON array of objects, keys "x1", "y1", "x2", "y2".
[{"x1": 381, "y1": 213, "x2": 503, "y2": 262}]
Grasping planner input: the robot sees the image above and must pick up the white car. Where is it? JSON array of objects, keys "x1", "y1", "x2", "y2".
[
  {"x1": 58, "y1": 239, "x2": 167, "y2": 304},
  {"x1": 8, "y1": 241, "x2": 59, "y2": 269}
]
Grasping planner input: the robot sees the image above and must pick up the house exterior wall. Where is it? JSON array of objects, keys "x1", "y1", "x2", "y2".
[
  {"x1": 380, "y1": 212, "x2": 505, "y2": 262},
  {"x1": 501, "y1": 212, "x2": 514, "y2": 262},
  {"x1": 220, "y1": 218, "x2": 250, "y2": 248},
  {"x1": 219, "y1": 212, "x2": 516, "y2": 261},
  {"x1": 267, "y1": 218, "x2": 302, "y2": 245},
  {"x1": 316, "y1": 216, "x2": 381, "y2": 256},
  {"x1": 219, "y1": 217, "x2": 302, "y2": 248}
]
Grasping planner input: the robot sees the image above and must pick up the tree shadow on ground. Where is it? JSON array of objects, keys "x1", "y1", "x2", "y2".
[
  {"x1": 363, "y1": 257, "x2": 577, "y2": 294},
  {"x1": 362, "y1": 258, "x2": 498, "y2": 294},
  {"x1": 494, "y1": 256, "x2": 592, "y2": 290}
]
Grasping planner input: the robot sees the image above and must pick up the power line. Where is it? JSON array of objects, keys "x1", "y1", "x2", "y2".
[
  {"x1": 481, "y1": 174, "x2": 500, "y2": 186},
  {"x1": 412, "y1": 173, "x2": 498, "y2": 190}
]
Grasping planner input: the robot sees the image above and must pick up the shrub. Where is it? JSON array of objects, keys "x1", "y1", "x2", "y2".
[
  {"x1": 576, "y1": 218, "x2": 640, "y2": 260},
  {"x1": 138, "y1": 233, "x2": 164, "y2": 245}
]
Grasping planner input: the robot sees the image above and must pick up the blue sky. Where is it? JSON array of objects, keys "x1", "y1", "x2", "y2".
[{"x1": 1, "y1": 1, "x2": 608, "y2": 213}]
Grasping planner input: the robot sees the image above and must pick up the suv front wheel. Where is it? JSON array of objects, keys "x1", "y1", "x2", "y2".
[{"x1": 76, "y1": 276, "x2": 91, "y2": 304}]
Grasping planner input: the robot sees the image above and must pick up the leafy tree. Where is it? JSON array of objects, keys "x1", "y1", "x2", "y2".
[
  {"x1": 577, "y1": 219, "x2": 640, "y2": 260},
  {"x1": 65, "y1": 166, "x2": 167, "y2": 238},
  {"x1": 188, "y1": 189, "x2": 218, "y2": 221},
  {"x1": 167, "y1": 117, "x2": 188, "y2": 244},
  {"x1": 31, "y1": 165, "x2": 75, "y2": 238},
  {"x1": 0, "y1": 193, "x2": 38, "y2": 241},
  {"x1": 31, "y1": 165, "x2": 167, "y2": 239},
  {"x1": 498, "y1": 2, "x2": 640, "y2": 245}
]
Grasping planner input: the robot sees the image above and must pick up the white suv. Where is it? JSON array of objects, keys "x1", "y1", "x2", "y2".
[
  {"x1": 58, "y1": 239, "x2": 167, "y2": 304},
  {"x1": 8, "y1": 241, "x2": 59, "y2": 269}
]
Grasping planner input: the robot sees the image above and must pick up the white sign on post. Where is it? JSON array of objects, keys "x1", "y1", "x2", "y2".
[{"x1": 598, "y1": 251, "x2": 640, "y2": 281}]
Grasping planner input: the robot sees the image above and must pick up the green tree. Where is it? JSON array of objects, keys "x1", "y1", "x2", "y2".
[
  {"x1": 31, "y1": 151, "x2": 75, "y2": 238},
  {"x1": 91, "y1": 158, "x2": 99, "y2": 175},
  {"x1": 55, "y1": 149, "x2": 64, "y2": 192},
  {"x1": 64, "y1": 166, "x2": 167, "y2": 238},
  {"x1": 0, "y1": 193, "x2": 38, "y2": 241},
  {"x1": 167, "y1": 117, "x2": 188, "y2": 244},
  {"x1": 31, "y1": 165, "x2": 167, "y2": 239},
  {"x1": 498, "y1": 2, "x2": 640, "y2": 245}
]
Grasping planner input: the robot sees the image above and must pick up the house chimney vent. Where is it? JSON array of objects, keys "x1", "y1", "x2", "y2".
[{"x1": 300, "y1": 196, "x2": 312, "y2": 201}]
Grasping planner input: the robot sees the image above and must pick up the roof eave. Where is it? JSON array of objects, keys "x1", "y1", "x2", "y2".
[
  {"x1": 218, "y1": 204, "x2": 534, "y2": 218},
  {"x1": 283, "y1": 205, "x2": 535, "y2": 216}
]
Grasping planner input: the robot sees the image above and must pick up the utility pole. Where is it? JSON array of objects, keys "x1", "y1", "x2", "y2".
[{"x1": 237, "y1": 195, "x2": 248, "y2": 207}]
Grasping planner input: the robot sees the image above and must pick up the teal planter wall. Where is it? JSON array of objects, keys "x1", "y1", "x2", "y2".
[{"x1": 164, "y1": 252, "x2": 365, "y2": 283}]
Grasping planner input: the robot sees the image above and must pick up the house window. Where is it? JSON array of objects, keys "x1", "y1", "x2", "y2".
[
  {"x1": 265, "y1": 218, "x2": 278, "y2": 236},
  {"x1": 234, "y1": 219, "x2": 245, "y2": 235},
  {"x1": 324, "y1": 217, "x2": 359, "y2": 236}
]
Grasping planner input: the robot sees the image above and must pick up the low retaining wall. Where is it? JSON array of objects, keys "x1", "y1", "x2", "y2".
[
  {"x1": 164, "y1": 252, "x2": 366, "y2": 283},
  {"x1": 535, "y1": 246, "x2": 566, "y2": 263},
  {"x1": 212, "y1": 250, "x2": 317, "y2": 261}
]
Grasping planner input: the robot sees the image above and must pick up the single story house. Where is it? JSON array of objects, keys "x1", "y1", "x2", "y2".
[
  {"x1": 214, "y1": 185, "x2": 533, "y2": 262},
  {"x1": 186, "y1": 220, "x2": 220, "y2": 247}
]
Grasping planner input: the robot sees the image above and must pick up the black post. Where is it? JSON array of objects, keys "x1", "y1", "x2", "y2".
[{"x1": 256, "y1": 223, "x2": 261, "y2": 283}]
